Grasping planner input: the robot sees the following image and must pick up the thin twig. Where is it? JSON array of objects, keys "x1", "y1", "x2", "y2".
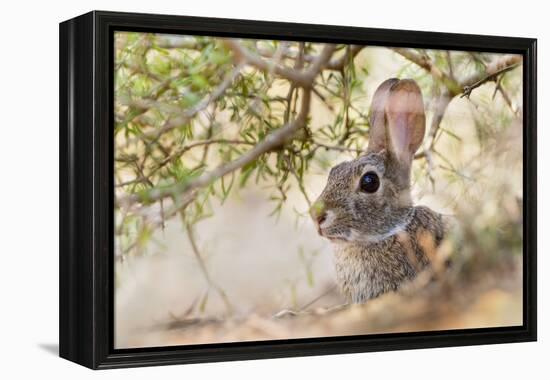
[
  {"x1": 298, "y1": 285, "x2": 337, "y2": 311},
  {"x1": 224, "y1": 39, "x2": 336, "y2": 88},
  {"x1": 185, "y1": 223, "x2": 233, "y2": 315},
  {"x1": 256, "y1": 44, "x2": 364, "y2": 71},
  {"x1": 392, "y1": 48, "x2": 461, "y2": 95},
  {"x1": 313, "y1": 141, "x2": 363, "y2": 154},
  {"x1": 284, "y1": 155, "x2": 312, "y2": 208},
  {"x1": 116, "y1": 139, "x2": 256, "y2": 188},
  {"x1": 129, "y1": 64, "x2": 244, "y2": 145},
  {"x1": 461, "y1": 62, "x2": 520, "y2": 98},
  {"x1": 120, "y1": 45, "x2": 336, "y2": 206}
]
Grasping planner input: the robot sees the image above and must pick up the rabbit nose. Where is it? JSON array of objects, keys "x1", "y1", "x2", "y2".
[{"x1": 310, "y1": 201, "x2": 327, "y2": 225}]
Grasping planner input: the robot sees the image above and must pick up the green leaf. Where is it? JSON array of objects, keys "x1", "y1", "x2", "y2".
[
  {"x1": 199, "y1": 291, "x2": 209, "y2": 313},
  {"x1": 220, "y1": 173, "x2": 235, "y2": 203},
  {"x1": 190, "y1": 74, "x2": 209, "y2": 91},
  {"x1": 306, "y1": 268, "x2": 314, "y2": 287},
  {"x1": 240, "y1": 162, "x2": 257, "y2": 188}
]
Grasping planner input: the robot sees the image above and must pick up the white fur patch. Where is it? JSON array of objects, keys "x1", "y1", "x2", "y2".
[
  {"x1": 320, "y1": 210, "x2": 337, "y2": 230},
  {"x1": 348, "y1": 211, "x2": 414, "y2": 243}
]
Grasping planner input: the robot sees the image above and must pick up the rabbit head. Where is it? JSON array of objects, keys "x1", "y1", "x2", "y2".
[{"x1": 311, "y1": 78, "x2": 426, "y2": 243}]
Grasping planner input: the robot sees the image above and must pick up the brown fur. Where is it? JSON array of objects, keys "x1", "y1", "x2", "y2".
[
  {"x1": 333, "y1": 206, "x2": 444, "y2": 303},
  {"x1": 311, "y1": 78, "x2": 445, "y2": 303}
]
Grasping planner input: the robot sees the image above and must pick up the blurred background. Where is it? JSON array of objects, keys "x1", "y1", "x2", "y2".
[{"x1": 114, "y1": 32, "x2": 523, "y2": 348}]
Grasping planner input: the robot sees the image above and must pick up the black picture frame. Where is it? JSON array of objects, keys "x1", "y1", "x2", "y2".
[{"x1": 59, "y1": 10, "x2": 537, "y2": 369}]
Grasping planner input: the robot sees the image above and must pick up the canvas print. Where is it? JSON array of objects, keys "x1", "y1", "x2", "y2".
[{"x1": 114, "y1": 32, "x2": 523, "y2": 348}]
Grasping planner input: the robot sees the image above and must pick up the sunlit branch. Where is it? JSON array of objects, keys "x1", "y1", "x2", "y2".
[
  {"x1": 116, "y1": 139, "x2": 257, "y2": 188},
  {"x1": 392, "y1": 48, "x2": 462, "y2": 95},
  {"x1": 120, "y1": 43, "x2": 336, "y2": 207},
  {"x1": 397, "y1": 50, "x2": 521, "y2": 162},
  {"x1": 224, "y1": 39, "x2": 337, "y2": 88},
  {"x1": 461, "y1": 57, "x2": 521, "y2": 98},
  {"x1": 120, "y1": 89, "x2": 313, "y2": 206}
]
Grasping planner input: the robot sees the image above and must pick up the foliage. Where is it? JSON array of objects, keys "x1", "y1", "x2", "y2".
[{"x1": 114, "y1": 32, "x2": 523, "y2": 274}]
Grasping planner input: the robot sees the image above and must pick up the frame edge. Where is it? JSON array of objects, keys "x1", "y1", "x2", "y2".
[
  {"x1": 59, "y1": 11, "x2": 97, "y2": 369},
  {"x1": 59, "y1": 10, "x2": 538, "y2": 370}
]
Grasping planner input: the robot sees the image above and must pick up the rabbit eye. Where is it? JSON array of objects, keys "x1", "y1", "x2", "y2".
[{"x1": 359, "y1": 171, "x2": 380, "y2": 193}]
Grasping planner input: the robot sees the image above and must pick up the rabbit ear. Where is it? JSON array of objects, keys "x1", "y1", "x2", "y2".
[
  {"x1": 367, "y1": 78, "x2": 399, "y2": 154},
  {"x1": 384, "y1": 79, "x2": 426, "y2": 165}
]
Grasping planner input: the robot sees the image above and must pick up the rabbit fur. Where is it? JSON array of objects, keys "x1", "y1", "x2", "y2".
[{"x1": 311, "y1": 78, "x2": 445, "y2": 303}]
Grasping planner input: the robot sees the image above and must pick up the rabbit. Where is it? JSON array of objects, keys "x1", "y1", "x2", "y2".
[{"x1": 310, "y1": 78, "x2": 446, "y2": 304}]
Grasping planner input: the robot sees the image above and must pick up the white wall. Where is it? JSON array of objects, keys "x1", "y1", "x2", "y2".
[{"x1": 0, "y1": 0, "x2": 546, "y2": 378}]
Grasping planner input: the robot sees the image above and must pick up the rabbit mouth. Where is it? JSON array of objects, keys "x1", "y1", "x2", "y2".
[{"x1": 314, "y1": 211, "x2": 353, "y2": 242}]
